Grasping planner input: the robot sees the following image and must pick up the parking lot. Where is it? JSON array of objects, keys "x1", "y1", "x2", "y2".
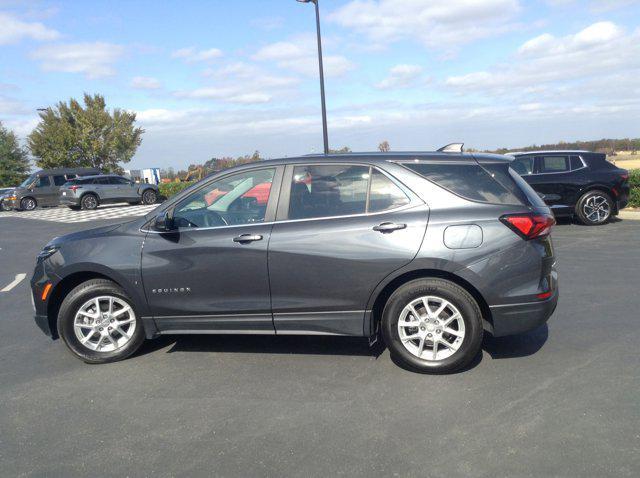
[{"x1": 1, "y1": 213, "x2": 639, "y2": 477}]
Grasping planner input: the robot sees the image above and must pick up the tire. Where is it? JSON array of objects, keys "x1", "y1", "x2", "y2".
[
  {"x1": 81, "y1": 194, "x2": 99, "y2": 210},
  {"x1": 381, "y1": 278, "x2": 483, "y2": 374},
  {"x1": 142, "y1": 189, "x2": 157, "y2": 205},
  {"x1": 20, "y1": 197, "x2": 37, "y2": 211},
  {"x1": 575, "y1": 190, "x2": 612, "y2": 226},
  {"x1": 57, "y1": 279, "x2": 145, "y2": 364}
]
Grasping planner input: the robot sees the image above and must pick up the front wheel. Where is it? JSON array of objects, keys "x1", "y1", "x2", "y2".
[
  {"x1": 57, "y1": 279, "x2": 145, "y2": 363},
  {"x1": 382, "y1": 278, "x2": 483, "y2": 374},
  {"x1": 142, "y1": 189, "x2": 157, "y2": 205},
  {"x1": 20, "y1": 197, "x2": 37, "y2": 211}
]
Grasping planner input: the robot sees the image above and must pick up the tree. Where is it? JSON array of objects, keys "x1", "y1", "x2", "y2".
[
  {"x1": 28, "y1": 93, "x2": 143, "y2": 172},
  {"x1": 329, "y1": 146, "x2": 351, "y2": 154},
  {"x1": 378, "y1": 140, "x2": 390, "y2": 152},
  {"x1": 0, "y1": 121, "x2": 30, "y2": 187}
]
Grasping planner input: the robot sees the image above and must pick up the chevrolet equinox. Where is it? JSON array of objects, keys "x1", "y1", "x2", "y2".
[{"x1": 31, "y1": 150, "x2": 558, "y2": 373}]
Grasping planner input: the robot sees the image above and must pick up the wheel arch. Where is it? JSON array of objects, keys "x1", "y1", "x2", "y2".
[
  {"x1": 46, "y1": 267, "x2": 147, "y2": 339},
  {"x1": 79, "y1": 191, "x2": 100, "y2": 202},
  {"x1": 367, "y1": 269, "x2": 493, "y2": 338}
]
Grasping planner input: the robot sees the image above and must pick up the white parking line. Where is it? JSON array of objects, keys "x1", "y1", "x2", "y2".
[{"x1": 1, "y1": 273, "x2": 27, "y2": 292}]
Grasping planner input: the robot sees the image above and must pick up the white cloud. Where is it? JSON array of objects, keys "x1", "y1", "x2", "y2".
[
  {"x1": 31, "y1": 42, "x2": 124, "y2": 79},
  {"x1": 445, "y1": 22, "x2": 640, "y2": 98},
  {"x1": 131, "y1": 76, "x2": 162, "y2": 89},
  {"x1": 174, "y1": 87, "x2": 272, "y2": 104},
  {"x1": 546, "y1": 0, "x2": 640, "y2": 11},
  {"x1": 376, "y1": 64, "x2": 424, "y2": 89},
  {"x1": 0, "y1": 12, "x2": 60, "y2": 45},
  {"x1": 172, "y1": 47, "x2": 223, "y2": 62},
  {"x1": 253, "y1": 39, "x2": 353, "y2": 77},
  {"x1": 329, "y1": 0, "x2": 520, "y2": 53}
]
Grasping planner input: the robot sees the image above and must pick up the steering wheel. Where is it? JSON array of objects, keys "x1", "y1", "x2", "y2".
[{"x1": 202, "y1": 210, "x2": 228, "y2": 228}]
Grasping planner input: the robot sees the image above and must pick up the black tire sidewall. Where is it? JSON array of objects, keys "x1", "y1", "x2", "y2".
[
  {"x1": 21, "y1": 197, "x2": 37, "y2": 211},
  {"x1": 382, "y1": 279, "x2": 483, "y2": 373},
  {"x1": 57, "y1": 280, "x2": 145, "y2": 363},
  {"x1": 576, "y1": 190, "x2": 612, "y2": 225}
]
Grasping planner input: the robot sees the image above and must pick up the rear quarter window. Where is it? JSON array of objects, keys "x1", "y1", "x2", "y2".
[{"x1": 402, "y1": 162, "x2": 523, "y2": 205}]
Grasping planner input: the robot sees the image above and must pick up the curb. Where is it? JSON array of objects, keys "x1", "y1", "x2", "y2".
[{"x1": 618, "y1": 210, "x2": 640, "y2": 221}]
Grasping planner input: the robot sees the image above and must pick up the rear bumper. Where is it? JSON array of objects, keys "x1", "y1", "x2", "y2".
[
  {"x1": 59, "y1": 195, "x2": 80, "y2": 206},
  {"x1": 489, "y1": 292, "x2": 558, "y2": 337}
]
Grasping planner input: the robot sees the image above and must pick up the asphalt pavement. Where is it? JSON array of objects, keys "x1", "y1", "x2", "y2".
[{"x1": 1, "y1": 215, "x2": 639, "y2": 477}]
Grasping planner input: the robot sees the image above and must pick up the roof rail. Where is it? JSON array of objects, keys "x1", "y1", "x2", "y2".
[{"x1": 437, "y1": 143, "x2": 464, "y2": 153}]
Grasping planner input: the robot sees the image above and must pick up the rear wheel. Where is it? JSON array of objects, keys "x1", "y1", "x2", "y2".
[
  {"x1": 382, "y1": 278, "x2": 483, "y2": 374},
  {"x1": 142, "y1": 189, "x2": 157, "y2": 205},
  {"x1": 576, "y1": 190, "x2": 612, "y2": 225},
  {"x1": 81, "y1": 194, "x2": 98, "y2": 210},
  {"x1": 57, "y1": 279, "x2": 145, "y2": 363},
  {"x1": 20, "y1": 197, "x2": 37, "y2": 211}
]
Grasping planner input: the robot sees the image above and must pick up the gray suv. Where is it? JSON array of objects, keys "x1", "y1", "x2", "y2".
[
  {"x1": 4, "y1": 167, "x2": 101, "y2": 211},
  {"x1": 31, "y1": 151, "x2": 558, "y2": 373},
  {"x1": 59, "y1": 175, "x2": 159, "y2": 210}
]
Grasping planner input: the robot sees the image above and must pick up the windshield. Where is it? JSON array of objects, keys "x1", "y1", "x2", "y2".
[{"x1": 19, "y1": 174, "x2": 37, "y2": 188}]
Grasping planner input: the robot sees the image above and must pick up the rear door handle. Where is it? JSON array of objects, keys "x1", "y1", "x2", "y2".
[
  {"x1": 373, "y1": 222, "x2": 407, "y2": 233},
  {"x1": 233, "y1": 234, "x2": 263, "y2": 243}
]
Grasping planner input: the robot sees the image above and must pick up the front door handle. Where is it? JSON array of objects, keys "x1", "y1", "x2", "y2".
[
  {"x1": 233, "y1": 234, "x2": 263, "y2": 243},
  {"x1": 373, "y1": 222, "x2": 407, "y2": 233}
]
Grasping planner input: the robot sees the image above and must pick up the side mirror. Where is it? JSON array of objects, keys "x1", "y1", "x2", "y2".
[{"x1": 154, "y1": 211, "x2": 176, "y2": 232}]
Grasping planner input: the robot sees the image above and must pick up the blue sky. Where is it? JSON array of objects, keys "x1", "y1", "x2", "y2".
[{"x1": 1, "y1": 0, "x2": 639, "y2": 170}]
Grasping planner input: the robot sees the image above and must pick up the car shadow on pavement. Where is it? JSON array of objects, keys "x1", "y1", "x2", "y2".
[
  {"x1": 134, "y1": 324, "x2": 548, "y2": 372},
  {"x1": 136, "y1": 334, "x2": 379, "y2": 358},
  {"x1": 482, "y1": 324, "x2": 549, "y2": 359}
]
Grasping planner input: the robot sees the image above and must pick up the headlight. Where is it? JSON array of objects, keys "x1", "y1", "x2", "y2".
[{"x1": 37, "y1": 245, "x2": 59, "y2": 262}]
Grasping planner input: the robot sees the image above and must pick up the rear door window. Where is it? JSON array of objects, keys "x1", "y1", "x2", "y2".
[
  {"x1": 570, "y1": 156, "x2": 584, "y2": 170},
  {"x1": 402, "y1": 162, "x2": 522, "y2": 205},
  {"x1": 289, "y1": 165, "x2": 369, "y2": 220},
  {"x1": 368, "y1": 169, "x2": 410, "y2": 212},
  {"x1": 53, "y1": 175, "x2": 67, "y2": 186},
  {"x1": 540, "y1": 156, "x2": 569, "y2": 173},
  {"x1": 510, "y1": 156, "x2": 535, "y2": 176}
]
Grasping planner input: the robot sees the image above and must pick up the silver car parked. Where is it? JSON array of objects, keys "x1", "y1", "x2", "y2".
[{"x1": 59, "y1": 175, "x2": 159, "y2": 210}]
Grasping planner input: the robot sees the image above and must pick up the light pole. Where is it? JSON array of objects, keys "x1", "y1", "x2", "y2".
[{"x1": 297, "y1": 0, "x2": 329, "y2": 155}]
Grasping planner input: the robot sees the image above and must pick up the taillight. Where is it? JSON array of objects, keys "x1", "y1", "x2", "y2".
[
  {"x1": 500, "y1": 213, "x2": 555, "y2": 240},
  {"x1": 620, "y1": 173, "x2": 629, "y2": 181},
  {"x1": 69, "y1": 185, "x2": 82, "y2": 191}
]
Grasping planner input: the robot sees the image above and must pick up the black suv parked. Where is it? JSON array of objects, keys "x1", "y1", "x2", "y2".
[
  {"x1": 508, "y1": 151, "x2": 629, "y2": 225},
  {"x1": 31, "y1": 151, "x2": 558, "y2": 373}
]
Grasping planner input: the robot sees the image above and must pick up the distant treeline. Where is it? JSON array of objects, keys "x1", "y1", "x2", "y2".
[{"x1": 486, "y1": 138, "x2": 640, "y2": 155}]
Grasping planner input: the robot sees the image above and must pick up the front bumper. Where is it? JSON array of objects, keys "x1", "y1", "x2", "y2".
[{"x1": 489, "y1": 291, "x2": 558, "y2": 337}]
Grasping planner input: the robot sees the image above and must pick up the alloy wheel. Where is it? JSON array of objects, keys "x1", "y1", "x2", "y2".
[
  {"x1": 143, "y1": 190, "x2": 156, "y2": 204},
  {"x1": 23, "y1": 198, "x2": 36, "y2": 210},
  {"x1": 583, "y1": 195, "x2": 610, "y2": 223},
  {"x1": 73, "y1": 296, "x2": 137, "y2": 352},
  {"x1": 83, "y1": 195, "x2": 97, "y2": 209},
  {"x1": 397, "y1": 296, "x2": 466, "y2": 361}
]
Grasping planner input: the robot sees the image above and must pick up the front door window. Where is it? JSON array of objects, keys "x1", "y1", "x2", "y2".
[{"x1": 173, "y1": 168, "x2": 276, "y2": 228}]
